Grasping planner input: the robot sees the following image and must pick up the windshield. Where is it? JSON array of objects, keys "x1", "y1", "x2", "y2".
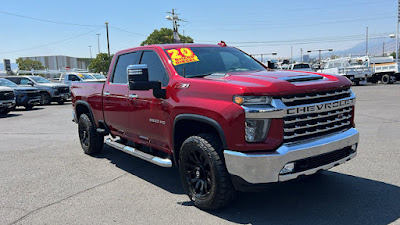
[
  {"x1": 0, "y1": 78, "x2": 18, "y2": 87},
  {"x1": 31, "y1": 76, "x2": 51, "y2": 83},
  {"x1": 165, "y1": 47, "x2": 266, "y2": 78},
  {"x1": 92, "y1": 74, "x2": 106, "y2": 79},
  {"x1": 79, "y1": 73, "x2": 95, "y2": 80}
]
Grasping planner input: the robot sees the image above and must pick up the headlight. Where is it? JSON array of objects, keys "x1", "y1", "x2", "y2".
[
  {"x1": 245, "y1": 119, "x2": 270, "y2": 142},
  {"x1": 234, "y1": 96, "x2": 272, "y2": 105}
]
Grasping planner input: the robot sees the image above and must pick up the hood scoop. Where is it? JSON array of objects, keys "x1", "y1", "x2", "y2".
[
  {"x1": 279, "y1": 74, "x2": 325, "y2": 83},
  {"x1": 204, "y1": 73, "x2": 229, "y2": 79}
]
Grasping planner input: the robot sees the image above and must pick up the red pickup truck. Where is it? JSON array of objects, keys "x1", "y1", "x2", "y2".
[{"x1": 71, "y1": 43, "x2": 359, "y2": 210}]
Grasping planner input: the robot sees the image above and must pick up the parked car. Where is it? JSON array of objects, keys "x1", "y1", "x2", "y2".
[
  {"x1": 3, "y1": 76, "x2": 70, "y2": 105},
  {"x1": 0, "y1": 78, "x2": 40, "y2": 110},
  {"x1": 58, "y1": 73, "x2": 98, "y2": 86},
  {"x1": 72, "y1": 43, "x2": 359, "y2": 210},
  {"x1": 0, "y1": 86, "x2": 15, "y2": 115}
]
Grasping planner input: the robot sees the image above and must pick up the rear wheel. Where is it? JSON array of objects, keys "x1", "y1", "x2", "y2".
[
  {"x1": 381, "y1": 74, "x2": 391, "y2": 84},
  {"x1": 78, "y1": 114, "x2": 104, "y2": 155},
  {"x1": 40, "y1": 92, "x2": 51, "y2": 105},
  {"x1": 25, "y1": 105, "x2": 34, "y2": 110},
  {"x1": 179, "y1": 133, "x2": 236, "y2": 210},
  {"x1": 57, "y1": 100, "x2": 65, "y2": 105}
]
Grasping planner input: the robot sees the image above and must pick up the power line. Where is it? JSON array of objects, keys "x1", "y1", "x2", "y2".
[
  {"x1": 109, "y1": 26, "x2": 147, "y2": 36},
  {"x1": 0, "y1": 27, "x2": 103, "y2": 54},
  {"x1": 0, "y1": 10, "x2": 102, "y2": 27}
]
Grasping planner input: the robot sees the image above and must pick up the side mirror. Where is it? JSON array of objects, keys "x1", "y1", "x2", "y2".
[
  {"x1": 127, "y1": 64, "x2": 166, "y2": 99},
  {"x1": 27, "y1": 81, "x2": 34, "y2": 86}
]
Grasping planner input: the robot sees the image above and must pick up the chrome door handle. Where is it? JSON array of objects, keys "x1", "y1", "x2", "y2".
[
  {"x1": 104, "y1": 92, "x2": 110, "y2": 97},
  {"x1": 129, "y1": 94, "x2": 138, "y2": 99}
]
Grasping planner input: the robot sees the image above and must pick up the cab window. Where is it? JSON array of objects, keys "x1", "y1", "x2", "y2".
[
  {"x1": 139, "y1": 51, "x2": 169, "y2": 87},
  {"x1": 112, "y1": 52, "x2": 139, "y2": 84}
]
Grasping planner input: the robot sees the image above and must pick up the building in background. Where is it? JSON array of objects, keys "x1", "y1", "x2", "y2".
[
  {"x1": 21, "y1": 55, "x2": 92, "y2": 70},
  {"x1": 302, "y1": 54, "x2": 311, "y2": 62}
]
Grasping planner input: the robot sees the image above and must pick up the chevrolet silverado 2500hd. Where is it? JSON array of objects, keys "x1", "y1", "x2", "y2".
[{"x1": 71, "y1": 43, "x2": 359, "y2": 210}]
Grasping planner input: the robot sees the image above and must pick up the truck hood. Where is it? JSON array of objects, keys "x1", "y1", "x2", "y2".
[
  {"x1": 13, "y1": 87, "x2": 39, "y2": 92},
  {"x1": 39, "y1": 83, "x2": 69, "y2": 88},
  {"x1": 201, "y1": 70, "x2": 352, "y2": 96}
]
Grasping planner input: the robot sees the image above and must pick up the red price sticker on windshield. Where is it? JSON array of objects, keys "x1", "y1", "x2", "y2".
[{"x1": 167, "y1": 48, "x2": 199, "y2": 66}]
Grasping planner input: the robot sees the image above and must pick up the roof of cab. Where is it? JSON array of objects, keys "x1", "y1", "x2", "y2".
[{"x1": 115, "y1": 43, "x2": 225, "y2": 55}]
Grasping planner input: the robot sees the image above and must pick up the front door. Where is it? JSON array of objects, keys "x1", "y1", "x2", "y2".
[{"x1": 128, "y1": 50, "x2": 171, "y2": 151}]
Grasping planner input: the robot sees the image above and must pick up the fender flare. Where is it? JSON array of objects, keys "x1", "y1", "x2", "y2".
[
  {"x1": 172, "y1": 113, "x2": 228, "y2": 151},
  {"x1": 74, "y1": 100, "x2": 97, "y2": 127}
]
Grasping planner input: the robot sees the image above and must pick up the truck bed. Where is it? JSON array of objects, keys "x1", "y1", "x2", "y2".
[{"x1": 71, "y1": 82, "x2": 105, "y2": 125}]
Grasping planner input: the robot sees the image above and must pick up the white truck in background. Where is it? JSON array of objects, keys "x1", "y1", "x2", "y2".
[
  {"x1": 356, "y1": 56, "x2": 399, "y2": 84},
  {"x1": 318, "y1": 57, "x2": 372, "y2": 85}
]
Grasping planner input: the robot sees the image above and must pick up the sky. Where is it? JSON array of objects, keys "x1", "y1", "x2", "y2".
[{"x1": 0, "y1": 0, "x2": 397, "y2": 63}]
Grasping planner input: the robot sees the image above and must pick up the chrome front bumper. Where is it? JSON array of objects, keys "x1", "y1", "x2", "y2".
[
  {"x1": 224, "y1": 128, "x2": 359, "y2": 184},
  {"x1": 0, "y1": 99, "x2": 16, "y2": 108}
]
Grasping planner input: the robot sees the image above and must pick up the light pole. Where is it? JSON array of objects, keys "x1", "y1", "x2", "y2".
[
  {"x1": 88, "y1": 45, "x2": 92, "y2": 58},
  {"x1": 96, "y1": 33, "x2": 101, "y2": 54},
  {"x1": 307, "y1": 49, "x2": 333, "y2": 63},
  {"x1": 251, "y1": 52, "x2": 277, "y2": 63},
  {"x1": 300, "y1": 48, "x2": 303, "y2": 63}
]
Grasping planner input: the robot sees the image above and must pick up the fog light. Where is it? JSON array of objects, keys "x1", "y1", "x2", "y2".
[
  {"x1": 280, "y1": 162, "x2": 295, "y2": 175},
  {"x1": 350, "y1": 144, "x2": 357, "y2": 153}
]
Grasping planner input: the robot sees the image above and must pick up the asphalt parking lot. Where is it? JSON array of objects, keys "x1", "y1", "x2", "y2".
[{"x1": 0, "y1": 84, "x2": 399, "y2": 225}]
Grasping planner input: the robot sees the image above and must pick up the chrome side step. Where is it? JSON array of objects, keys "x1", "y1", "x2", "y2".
[{"x1": 105, "y1": 139, "x2": 172, "y2": 168}]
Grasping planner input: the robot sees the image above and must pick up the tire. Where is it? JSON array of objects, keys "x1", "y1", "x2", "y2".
[
  {"x1": 353, "y1": 80, "x2": 360, "y2": 86},
  {"x1": 57, "y1": 100, "x2": 65, "y2": 105},
  {"x1": 381, "y1": 74, "x2": 391, "y2": 85},
  {"x1": 40, "y1": 92, "x2": 51, "y2": 105},
  {"x1": 0, "y1": 108, "x2": 11, "y2": 116},
  {"x1": 25, "y1": 105, "x2": 34, "y2": 110},
  {"x1": 78, "y1": 114, "x2": 104, "y2": 155},
  {"x1": 179, "y1": 133, "x2": 236, "y2": 210}
]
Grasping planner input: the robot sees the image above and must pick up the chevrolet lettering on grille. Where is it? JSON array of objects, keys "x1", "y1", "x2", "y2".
[{"x1": 287, "y1": 99, "x2": 355, "y2": 115}]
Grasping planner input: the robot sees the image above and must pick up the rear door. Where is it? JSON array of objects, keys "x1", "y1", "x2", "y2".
[{"x1": 103, "y1": 52, "x2": 139, "y2": 137}]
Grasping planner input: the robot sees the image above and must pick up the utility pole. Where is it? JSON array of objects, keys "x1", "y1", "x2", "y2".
[
  {"x1": 105, "y1": 22, "x2": 110, "y2": 58},
  {"x1": 383, "y1": 42, "x2": 385, "y2": 56},
  {"x1": 88, "y1": 45, "x2": 92, "y2": 58},
  {"x1": 96, "y1": 33, "x2": 101, "y2": 54},
  {"x1": 166, "y1": 9, "x2": 185, "y2": 43},
  {"x1": 397, "y1": 0, "x2": 400, "y2": 64},
  {"x1": 366, "y1": 27, "x2": 368, "y2": 55},
  {"x1": 290, "y1": 46, "x2": 293, "y2": 63}
]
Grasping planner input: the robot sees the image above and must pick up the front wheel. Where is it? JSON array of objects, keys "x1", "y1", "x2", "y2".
[
  {"x1": 78, "y1": 114, "x2": 104, "y2": 155},
  {"x1": 179, "y1": 133, "x2": 236, "y2": 210},
  {"x1": 40, "y1": 92, "x2": 51, "y2": 105},
  {"x1": 0, "y1": 108, "x2": 11, "y2": 116}
]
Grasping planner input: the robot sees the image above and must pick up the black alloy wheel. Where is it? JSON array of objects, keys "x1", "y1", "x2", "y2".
[
  {"x1": 179, "y1": 133, "x2": 236, "y2": 210},
  {"x1": 40, "y1": 92, "x2": 51, "y2": 105},
  {"x1": 184, "y1": 147, "x2": 213, "y2": 197},
  {"x1": 78, "y1": 114, "x2": 103, "y2": 155}
]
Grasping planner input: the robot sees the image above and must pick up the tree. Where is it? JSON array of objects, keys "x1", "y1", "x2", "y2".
[
  {"x1": 140, "y1": 28, "x2": 194, "y2": 46},
  {"x1": 16, "y1": 58, "x2": 45, "y2": 70},
  {"x1": 88, "y1": 53, "x2": 113, "y2": 74},
  {"x1": 390, "y1": 52, "x2": 396, "y2": 59}
]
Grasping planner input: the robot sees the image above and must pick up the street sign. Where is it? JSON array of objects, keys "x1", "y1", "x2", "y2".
[{"x1": 3, "y1": 59, "x2": 11, "y2": 71}]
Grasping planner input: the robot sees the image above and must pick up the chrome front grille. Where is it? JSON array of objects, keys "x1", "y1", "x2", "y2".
[
  {"x1": 281, "y1": 88, "x2": 354, "y2": 143},
  {"x1": 281, "y1": 88, "x2": 351, "y2": 107}
]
